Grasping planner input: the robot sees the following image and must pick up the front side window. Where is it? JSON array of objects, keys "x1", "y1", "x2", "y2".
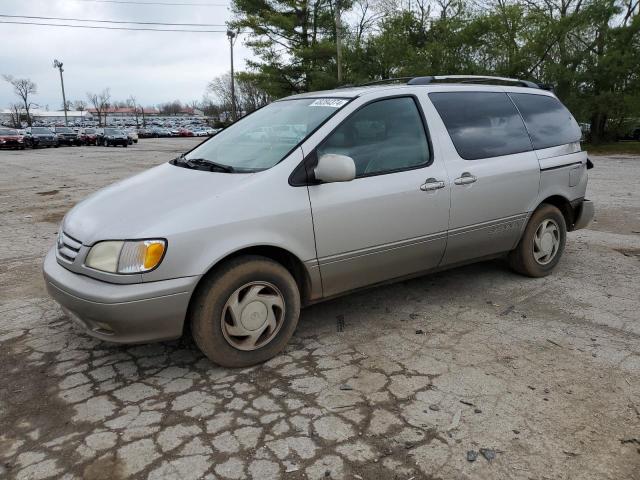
[
  {"x1": 509, "y1": 93, "x2": 581, "y2": 150},
  {"x1": 183, "y1": 98, "x2": 349, "y2": 172},
  {"x1": 429, "y1": 92, "x2": 532, "y2": 160},
  {"x1": 317, "y1": 97, "x2": 430, "y2": 177}
]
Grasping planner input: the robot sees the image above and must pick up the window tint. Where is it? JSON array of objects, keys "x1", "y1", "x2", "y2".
[
  {"x1": 510, "y1": 93, "x2": 581, "y2": 150},
  {"x1": 317, "y1": 97, "x2": 430, "y2": 177},
  {"x1": 429, "y1": 92, "x2": 532, "y2": 160}
]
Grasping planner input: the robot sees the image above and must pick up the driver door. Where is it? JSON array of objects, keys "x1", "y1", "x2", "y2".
[{"x1": 307, "y1": 96, "x2": 450, "y2": 297}]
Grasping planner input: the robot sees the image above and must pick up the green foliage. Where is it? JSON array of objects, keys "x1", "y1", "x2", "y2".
[{"x1": 232, "y1": 0, "x2": 640, "y2": 141}]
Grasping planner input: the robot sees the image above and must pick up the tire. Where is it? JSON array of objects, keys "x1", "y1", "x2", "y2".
[
  {"x1": 104, "y1": 140, "x2": 109, "y2": 147},
  {"x1": 123, "y1": 143, "x2": 128, "y2": 148},
  {"x1": 190, "y1": 255, "x2": 301, "y2": 368},
  {"x1": 509, "y1": 203, "x2": 566, "y2": 277}
]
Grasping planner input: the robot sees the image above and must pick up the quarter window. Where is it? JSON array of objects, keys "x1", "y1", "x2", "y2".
[
  {"x1": 509, "y1": 93, "x2": 582, "y2": 150},
  {"x1": 429, "y1": 92, "x2": 532, "y2": 160},
  {"x1": 317, "y1": 97, "x2": 430, "y2": 177}
]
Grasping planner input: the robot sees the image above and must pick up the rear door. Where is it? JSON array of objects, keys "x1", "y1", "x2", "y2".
[
  {"x1": 426, "y1": 90, "x2": 540, "y2": 265},
  {"x1": 306, "y1": 95, "x2": 450, "y2": 297}
]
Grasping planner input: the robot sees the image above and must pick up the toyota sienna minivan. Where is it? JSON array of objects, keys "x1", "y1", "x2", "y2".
[{"x1": 44, "y1": 75, "x2": 594, "y2": 367}]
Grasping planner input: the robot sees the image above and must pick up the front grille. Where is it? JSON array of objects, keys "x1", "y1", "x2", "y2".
[{"x1": 57, "y1": 231, "x2": 82, "y2": 262}]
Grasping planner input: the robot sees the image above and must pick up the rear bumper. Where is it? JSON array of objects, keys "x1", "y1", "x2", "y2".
[
  {"x1": 43, "y1": 248, "x2": 199, "y2": 344},
  {"x1": 573, "y1": 199, "x2": 594, "y2": 230}
]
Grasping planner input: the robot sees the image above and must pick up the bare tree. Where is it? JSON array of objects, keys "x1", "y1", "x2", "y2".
[
  {"x1": 2, "y1": 75, "x2": 37, "y2": 126},
  {"x1": 74, "y1": 100, "x2": 87, "y2": 112},
  {"x1": 126, "y1": 95, "x2": 140, "y2": 126},
  {"x1": 207, "y1": 72, "x2": 271, "y2": 118},
  {"x1": 7, "y1": 103, "x2": 22, "y2": 128},
  {"x1": 87, "y1": 88, "x2": 111, "y2": 126}
]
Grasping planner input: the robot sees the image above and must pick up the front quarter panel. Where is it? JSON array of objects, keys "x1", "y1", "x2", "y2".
[{"x1": 141, "y1": 148, "x2": 317, "y2": 283}]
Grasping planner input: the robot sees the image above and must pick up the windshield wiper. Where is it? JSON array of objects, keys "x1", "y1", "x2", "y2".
[{"x1": 173, "y1": 155, "x2": 235, "y2": 173}]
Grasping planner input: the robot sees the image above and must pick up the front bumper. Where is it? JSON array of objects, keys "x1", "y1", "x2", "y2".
[
  {"x1": 573, "y1": 199, "x2": 594, "y2": 230},
  {"x1": 43, "y1": 248, "x2": 199, "y2": 344}
]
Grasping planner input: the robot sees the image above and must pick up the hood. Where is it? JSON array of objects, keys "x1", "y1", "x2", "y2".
[{"x1": 63, "y1": 162, "x2": 256, "y2": 245}]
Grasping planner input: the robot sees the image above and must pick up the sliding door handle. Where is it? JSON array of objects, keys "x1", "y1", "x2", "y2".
[{"x1": 454, "y1": 172, "x2": 477, "y2": 185}]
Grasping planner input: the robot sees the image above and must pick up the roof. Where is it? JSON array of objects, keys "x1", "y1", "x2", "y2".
[{"x1": 282, "y1": 75, "x2": 555, "y2": 101}]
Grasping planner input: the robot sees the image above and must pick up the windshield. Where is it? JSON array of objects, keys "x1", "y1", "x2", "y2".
[
  {"x1": 84, "y1": 129, "x2": 96, "y2": 134},
  {"x1": 56, "y1": 127, "x2": 73, "y2": 133},
  {"x1": 184, "y1": 98, "x2": 349, "y2": 171},
  {"x1": 0, "y1": 129, "x2": 18, "y2": 135},
  {"x1": 104, "y1": 128, "x2": 122, "y2": 135},
  {"x1": 32, "y1": 127, "x2": 52, "y2": 134}
]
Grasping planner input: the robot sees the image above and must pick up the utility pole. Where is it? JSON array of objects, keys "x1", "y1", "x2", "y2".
[
  {"x1": 227, "y1": 29, "x2": 238, "y2": 122},
  {"x1": 53, "y1": 59, "x2": 68, "y2": 126},
  {"x1": 335, "y1": 0, "x2": 342, "y2": 84}
]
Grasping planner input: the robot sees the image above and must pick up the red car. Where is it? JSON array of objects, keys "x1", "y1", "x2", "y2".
[
  {"x1": 79, "y1": 128, "x2": 99, "y2": 146},
  {"x1": 0, "y1": 128, "x2": 30, "y2": 149},
  {"x1": 178, "y1": 128, "x2": 194, "y2": 137}
]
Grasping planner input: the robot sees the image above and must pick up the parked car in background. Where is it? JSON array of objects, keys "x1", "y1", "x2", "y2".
[
  {"x1": 79, "y1": 128, "x2": 99, "y2": 146},
  {"x1": 0, "y1": 128, "x2": 30, "y2": 149},
  {"x1": 137, "y1": 128, "x2": 154, "y2": 138},
  {"x1": 54, "y1": 127, "x2": 82, "y2": 146},
  {"x1": 101, "y1": 128, "x2": 129, "y2": 147},
  {"x1": 191, "y1": 128, "x2": 208, "y2": 137},
  {"x1": 28, "y1": 127, "x2": 58, "y2": 148},
  {"x1": 126, "y1": 129, "x2": 139, "y2": 145}
]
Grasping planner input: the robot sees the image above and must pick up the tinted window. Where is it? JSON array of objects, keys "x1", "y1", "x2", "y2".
[
  {"x1": 510, "y1": 93, "x2": 581, "y2": 150},
  {"x1": 317, "y1": 97, "x2": 430, "y2": 177},
  {"x1": 429, "y1": 92, "x2": 532, "y2": 160}
]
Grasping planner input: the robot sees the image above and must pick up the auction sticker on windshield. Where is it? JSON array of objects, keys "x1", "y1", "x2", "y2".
[{"x1": 309, "y1": 99, "x2": 349, "y2": 108}]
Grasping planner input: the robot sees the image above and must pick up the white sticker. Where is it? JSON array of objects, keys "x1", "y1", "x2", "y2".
[{"x1": 309, "y1": 98, "x2": 348, "y2": 108}]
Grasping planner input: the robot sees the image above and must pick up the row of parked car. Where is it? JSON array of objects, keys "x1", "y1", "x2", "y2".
[
  {"x1": 0, "y1": 126, "x2": 142, "y2": 149},
  {"x1": 138, "y1": 126, "x2": 221, "y2": 138}
]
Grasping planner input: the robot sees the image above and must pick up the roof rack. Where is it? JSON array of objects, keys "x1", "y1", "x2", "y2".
[
  {"x1": 352, "y1": 75, "x2": 542, "y2": 89},
  {"x1": 407, "y1": 75, "x2": 540, "y2": 88}
]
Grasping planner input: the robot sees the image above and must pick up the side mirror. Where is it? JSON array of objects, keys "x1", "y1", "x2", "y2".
[{"x1": 314, "y1": 153, "x2": 356, "y2": 183}]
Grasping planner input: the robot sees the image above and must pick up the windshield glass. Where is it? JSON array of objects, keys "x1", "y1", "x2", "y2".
[
  {"x1": 56, "y1": 127, "x2": 73, "y2": 133},
  {"x1": 184, "y1": 98, "x2": 349, "y2": 171},
  {"x1": 32, "y1": 127, "x2": 52, "y2": 134},
  {"x1": 104, "y1": 128, "x2": 121, "y2": 135},
  {"x1": 84, "y1": 129, "x2": 96, "y2": 134},
  {"x1": 0, "y1": 129, "x2": 18, "y2": 135}
]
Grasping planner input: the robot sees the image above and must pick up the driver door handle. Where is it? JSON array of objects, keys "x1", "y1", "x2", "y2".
[
  {"x1": 420, "y1": 178, "x2": 445, "y2": 191},
  {"x1": 454, "y1": 172, "x2": 477, "y2": 185}
]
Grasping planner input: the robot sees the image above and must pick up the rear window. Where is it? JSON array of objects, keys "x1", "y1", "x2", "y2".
[
  {"x1": 509, "y1": 93, "x2": 581, "y2": 150},
  {"x1": 429, "y1": 92, "x2": 532, "y2": 160}
]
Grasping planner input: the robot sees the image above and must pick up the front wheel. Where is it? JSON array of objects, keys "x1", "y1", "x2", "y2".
[
  {"x1": 190, "y1": 255, "x2": 301, "y2": 368},
  {"x1": 103, "y1": 139, "x2": 109, "y2": 147},
  {"x1": 509, "y1": 204, "x2": 566, "y2": 277}
]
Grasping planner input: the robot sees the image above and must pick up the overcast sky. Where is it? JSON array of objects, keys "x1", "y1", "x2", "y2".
[{"x1": 0, "y1": 0, "x2": 252, "y2": 109}]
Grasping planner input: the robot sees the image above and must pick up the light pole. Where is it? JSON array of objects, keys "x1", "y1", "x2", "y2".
[
  {"x1": 227, "y1": 29, "x2": 237, "y2": 122},
  {"x1": 53, "y1": 59, "x2": 68, "y2": 126}
]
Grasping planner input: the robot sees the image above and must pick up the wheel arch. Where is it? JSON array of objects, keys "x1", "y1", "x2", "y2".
[
  {"x1": 189, "y1": 245, "x2": 315, "y2": 312},
  {"x1": 536, "y1": 195, "x2": 574, "y2": 230}
]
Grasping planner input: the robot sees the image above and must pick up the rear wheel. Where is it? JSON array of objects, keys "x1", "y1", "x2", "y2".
[
  {"x1": 190, "y1": 255, "x2": 301, "y2": 367},
  {"x1": 509, "y1": 203, "x2": 566, "y2": 277}
]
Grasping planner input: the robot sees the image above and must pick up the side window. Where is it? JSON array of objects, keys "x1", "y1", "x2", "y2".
[
  {"x1": 510, "y1": 93, "x2": 582, "y2": 150},
  {"x1": 317, "y1": 97, "x2": 430, "y2": 177},
  {"x1": 429, "y1": 92, "x2": 532, "y2": 160}
]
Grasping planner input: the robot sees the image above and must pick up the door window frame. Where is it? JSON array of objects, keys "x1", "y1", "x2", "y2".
[{"x1": 289, "y1": 94, "x2": 435, "y2": 186}]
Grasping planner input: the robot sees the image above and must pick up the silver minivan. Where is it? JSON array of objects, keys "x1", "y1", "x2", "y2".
[{"x1": 44, "y1": 75, "x2": 594, "y2": 367}]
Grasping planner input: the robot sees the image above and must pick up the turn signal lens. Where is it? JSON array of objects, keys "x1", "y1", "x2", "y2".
[
  {"x1": 85, "y1": 239, "x2": 166, "y2": 274},
  {"x1": 143, "y1": 241, "x2": 165, "y2": 270}
]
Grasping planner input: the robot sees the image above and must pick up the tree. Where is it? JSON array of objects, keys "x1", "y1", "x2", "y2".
[
  {"x1": 7, "y1": 103, "x2": 22, "y2": 128},
  {"x1": 126, "y1": 95, "x2": 140, "y2": 126},
  {"x1": 207, "y1": 72, "x2": 271, "y2": 118},
  {"x1": 74, "y1": 100, "x2": 87, "y2": 113},
  {"x1": 87, "y1": 89, "x2": 111, "y2": 126},
  {"x1": 2, "y1": 75, "x2": 37, "y2": 126}
]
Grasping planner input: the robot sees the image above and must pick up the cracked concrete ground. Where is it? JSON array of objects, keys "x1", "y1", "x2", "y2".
[{"x1": 0, "y1": 139, "x2": 639, "y2": 480}]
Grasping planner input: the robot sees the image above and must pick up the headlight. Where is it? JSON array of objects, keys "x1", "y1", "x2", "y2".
[{"x1": 85, "y1": 239, "x2": 166, "y2": 274}]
